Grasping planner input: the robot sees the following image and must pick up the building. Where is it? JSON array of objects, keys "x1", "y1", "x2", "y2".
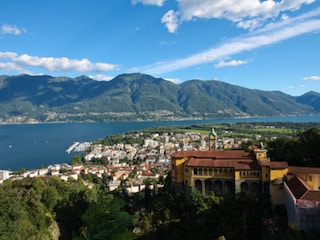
[
  {"x1": 284, "y1": 167, "x2": 320, "y2": 232},
  {"x1": 171, "y1": 148, "x2": 287, "y2": 197},
  {"x1": 0, "y1": 170, "x2": 11, "y2": 183},
  {"x1": 209, "y1": 127, "x2": 217, "y2": 150},
  {"x1": 171, "y1": 148, "x2": 320, "y2": 233}
]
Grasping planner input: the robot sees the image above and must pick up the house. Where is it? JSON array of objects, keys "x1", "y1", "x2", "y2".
[
  {"x1": 284, "y1": 167, "x2": 320, "y2": 232},
  {"x1": 0, "y1": 170, "x2": 11, "y2": 183},
  {"x1": 60, "y1": 173, "x2": 79, "y2": 181}
]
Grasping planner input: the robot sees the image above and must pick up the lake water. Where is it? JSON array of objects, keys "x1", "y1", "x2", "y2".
[{"x1": 1, "y1": 115, "x2": 320, "y2": 171}]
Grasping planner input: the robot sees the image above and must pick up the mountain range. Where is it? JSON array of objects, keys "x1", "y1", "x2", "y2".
[{"x1": 0, "y1": 73, "x2": 319, "y2": 123}]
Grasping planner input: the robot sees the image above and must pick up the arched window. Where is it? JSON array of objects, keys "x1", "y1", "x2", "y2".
[
  {"x1": 205, "y1": 180, "x2": 213, "y2": 195},
  {"x1": 251, "y1": 182, "x2": 258, "y2": 192},
  {"x1": 195, "y1": 180, "x2": 202, "y2": 193},
  {"x1": 213, "y1": 180, "x2": 222, "y2": 195},
  {"x1": 193, "y1": 168, "x2": 198, "y2": 175},
  {"x1": 240, "y1": 182, "x2": 249, "y2": 192},
  {"x1": 224, "y1": 181, "x2": 234, "y2": 194}
]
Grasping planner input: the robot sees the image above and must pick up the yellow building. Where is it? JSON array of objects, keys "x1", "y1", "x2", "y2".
[
  {"x1": 171, "y1": 148, "x2": 288, "y2": 197},
  {"x1": 171, "y1": 147, "x2": 320, "y2": 233}
]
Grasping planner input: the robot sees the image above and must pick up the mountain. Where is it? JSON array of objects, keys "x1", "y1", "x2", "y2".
[
  {"x1": 0, "y1": 73, "x2": 318, "y2": 123},
  {"x1": 295, "y1": 91, "x2": 320, "y2": 111}
]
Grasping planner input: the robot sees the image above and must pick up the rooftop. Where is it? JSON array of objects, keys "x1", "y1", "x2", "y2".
[
  {"x1": 185, "y1": 157, "x2": 260, "y2": 170},
  {"x1": 288, "y1": 166, "x2": 320, "y2": 175},
  {"x1": 171, "y1": 150, "x2": 254, "y2": 160}
]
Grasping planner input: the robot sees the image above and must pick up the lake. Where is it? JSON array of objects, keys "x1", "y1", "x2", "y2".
[{"x1": 1, "y1": 115, "x2": 320, "y2": 171}]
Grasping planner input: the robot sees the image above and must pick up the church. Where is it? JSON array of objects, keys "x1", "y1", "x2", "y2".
[{"x1": 170, "y1": 128, "x2": 320, "y2": 232}]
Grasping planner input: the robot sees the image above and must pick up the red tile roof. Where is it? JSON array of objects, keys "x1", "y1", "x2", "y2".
[
  {"x1": 288, "y1": 166, "x2": 320, "y2": 175},
  {"x1": 301, "y1": 191, "x2": 320, "y2": 201},
  {"x1": 286, "y1": 175, "x2": 311, "y2": 199},
  {"x1": 270, "y1": 161, "x2": 288, "y2": 169},
  {"x1": 171, "y1": 150, "x2": 254, "y2": 159},
  {"x1": 259, "y1": 160, "x2": 270, "y2": 167},
  {"x1": 185, "y1": 157, "x2": 260, "y2": 170}
]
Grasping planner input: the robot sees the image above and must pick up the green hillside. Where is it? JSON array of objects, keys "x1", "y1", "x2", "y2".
[{"x1": 0, "y1": 73, "x2": 318, "y2": 123}]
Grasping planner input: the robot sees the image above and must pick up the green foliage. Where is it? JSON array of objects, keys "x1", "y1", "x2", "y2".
[
  {"x1": 0, "y1": 178, "x2": 57, "y2": 240},
  {"x1": 267, "y1": 127, "x2": 320, "y2": 167},
  {"x1": 72, "y1": 154, "x2": 84, "y2": 164},
  {"x1": 81, "y1": 195, "x2": 135, "y2": 240},
  {"x1": 0, "y1": 176, "x2": 134, "y2": 240}
]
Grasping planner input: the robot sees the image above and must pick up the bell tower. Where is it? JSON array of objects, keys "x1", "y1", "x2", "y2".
[{"x1": 209, "y1": 127, "x2": 217, "y2": 150}]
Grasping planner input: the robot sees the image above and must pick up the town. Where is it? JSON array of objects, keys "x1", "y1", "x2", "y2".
[
  {"x1": 0, "y1": 125, "x2": 320, "y2": 237},
  {"x1": 0, "y1": 128, "x2": 248, "y2": 192}
]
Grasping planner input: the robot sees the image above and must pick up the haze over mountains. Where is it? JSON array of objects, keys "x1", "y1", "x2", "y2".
[{"x1": 0, "y1": 73, "x2": 319, "y2": 123}]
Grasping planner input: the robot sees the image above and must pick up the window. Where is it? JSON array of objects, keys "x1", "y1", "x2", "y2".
[
  {"x1": 193, "y1": 168, "x2": 198, "y2": 175},
  {"x1": 308, "y1": 175, "x2": 312, "y2": 181}
]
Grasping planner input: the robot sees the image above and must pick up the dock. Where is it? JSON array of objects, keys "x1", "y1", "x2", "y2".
[{"x1": 66, "y1": 142, "x2": 80, "y2": 154}]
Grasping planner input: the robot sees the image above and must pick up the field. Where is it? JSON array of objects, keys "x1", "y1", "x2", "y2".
[{"x1": 143, "y1": 121, "x2": 320, "y2": 140}]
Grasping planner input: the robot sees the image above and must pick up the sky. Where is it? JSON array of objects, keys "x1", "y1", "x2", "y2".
[{"x1": 0, "y1": 0, "x2": 320, "y2": 96}]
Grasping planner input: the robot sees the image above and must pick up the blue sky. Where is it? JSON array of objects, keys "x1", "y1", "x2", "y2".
[{"x1": 0, "y1": 0, "x2": 320, "y2": 96}]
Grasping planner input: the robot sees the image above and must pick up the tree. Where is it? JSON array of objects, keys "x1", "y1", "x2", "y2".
[
  {"x1": 81, "y1": 195, "x2": 135, "y2": 240},
  {"x1": 71, "y1": 154, "x2": 83, "y2": 165},
  {"x1": 42, "y1": 185, "x2": 60, "y2": 211}
]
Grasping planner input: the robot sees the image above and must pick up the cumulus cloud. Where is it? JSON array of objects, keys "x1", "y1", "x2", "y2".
[
  {"x1": 161, "y1": 10, "x2": 179, "y2": 33},
  {"x1": 214, "y1": 59, "x2": 248, "y2": 68},
  {"x1": 0, "y1": 51, "x2": 18, "y2": 59},
  {"x1": 131, "y1": 0, "x2": 165, "y2": 6},
  {"x1": 303, "y1": 75, "x2": 320, "y2": 81},
  {"x1": 163, "y1": 77, "x2": 182, "y2": 84},
  {"x1": 0, "y1": 52, "x2": 118, "y2": 74},
  {"x1": 143, "y1": 8, "x2": 320, "y2": 74},
  {"x1": 89, "y1": 74, "x2": 114, "y2": 81},
  {"x1": 1, "y1": 24, "x2": 26, "y2": 35},
  {"x1": 162, "y1": 0, "x2": 315, "y2": 32},
  {"x1": 0, "y1": 61, "x2": 24, "y2": 72}
]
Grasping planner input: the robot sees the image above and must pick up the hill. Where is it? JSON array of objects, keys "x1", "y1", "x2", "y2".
[
  {"x1": 295, "y1": 91, "x2": 320, "y2": 111},
  {"x1": 0, "y1": 73, "x2": 318, "y2": 123}
]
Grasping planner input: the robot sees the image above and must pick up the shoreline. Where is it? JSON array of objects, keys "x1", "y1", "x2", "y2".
[{"x1": 1, "y1": 113, "x2": 320, "y2": 125}]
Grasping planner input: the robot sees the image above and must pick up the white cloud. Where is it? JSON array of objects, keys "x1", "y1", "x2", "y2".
[
  {"x1": 0, "y1": 61, "x2": 23, "y2": 72},
  {"x1": 131, "y1": 0, "x2": 165, "y2": 6},
  {"x1": 1, "y1": 24, "x2": 26, "y2": 35},
  {"x1": 163, "y1": 77, "x2": 182, "y2": 84},
  {"x1": 303, "y1": 75, "x2": 320, "y2": 81},
  {"x1": 89, "y1": 74, "x2": 114, "y2": 81},
  {"x1": 162, "y1": 0, "x2": 315, "y2": 32},
  {"x1": 214, "y1": 59, "x2": 248, "y2": 68},
  {"x1": 0, "y1": 51, "x2": 18, "y2": 59},
  {"x1": 161, "y1": 10, "x2": 179, "y2": 33},
  {"x1": 0, "y1": 52, "x2": 118, "y2": 74},
  {"x1": 144, "y1": 8, "x2": 320, "y2": 74},
  {"x1": 237, "y1": 18, "x2": 262, "y2": 30}
]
